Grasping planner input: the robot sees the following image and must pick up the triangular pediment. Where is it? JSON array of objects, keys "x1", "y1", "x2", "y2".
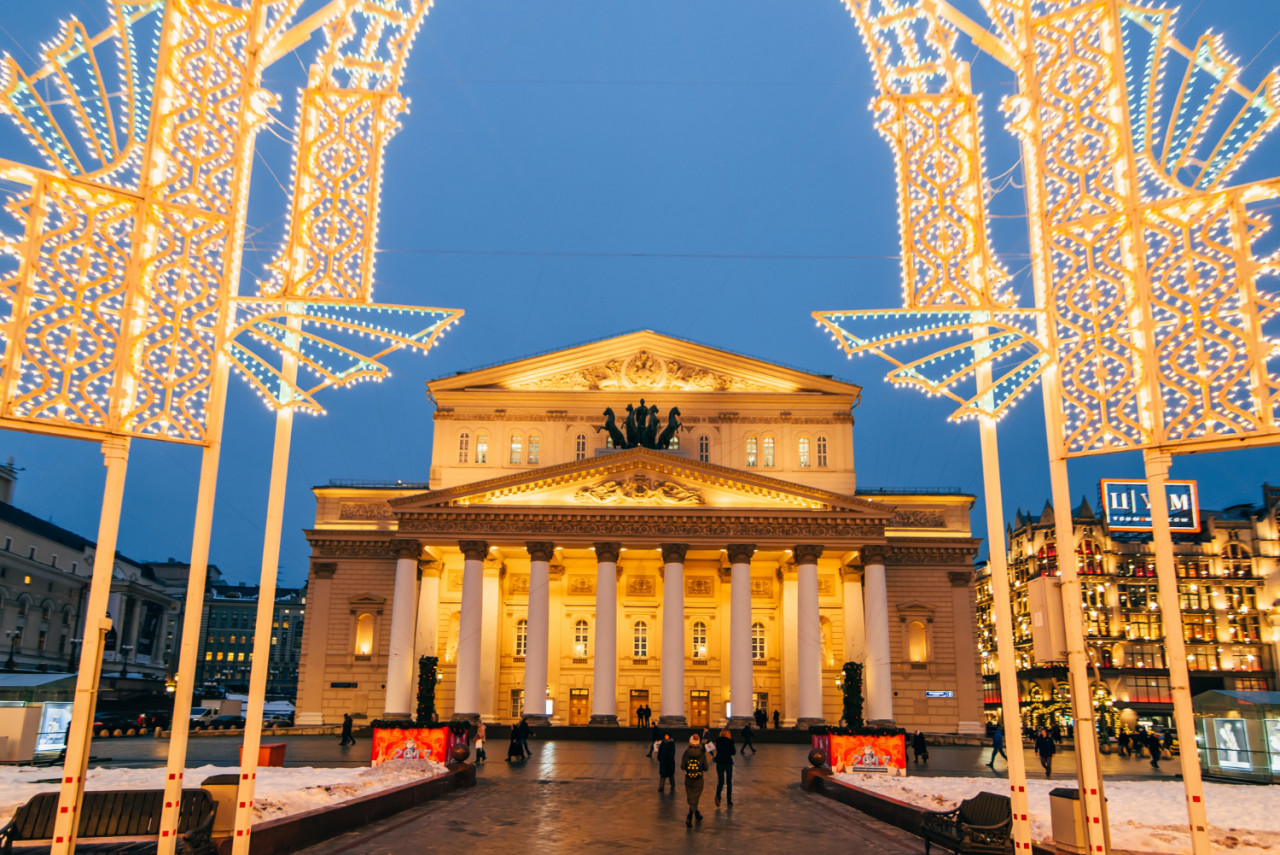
[
  {"x1": 390, "y1": 447, "x2": 891, "y2": 516},
  {"x1": 427, "y1": 331, "x2": 860, "y2": 397}
]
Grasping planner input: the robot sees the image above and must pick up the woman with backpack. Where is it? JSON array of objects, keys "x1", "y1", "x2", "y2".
[{"x1": 681, "y1": 733, "x2": 709, "y2": 827}]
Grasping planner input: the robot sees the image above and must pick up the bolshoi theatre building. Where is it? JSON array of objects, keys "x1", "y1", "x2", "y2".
[{"x1": 295, "y1": 332, "x2": 985, "y2": 732}]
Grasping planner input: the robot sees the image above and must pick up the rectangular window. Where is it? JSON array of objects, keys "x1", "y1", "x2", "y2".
[
  {"x1": 50, "y1": 555, "x2": 57, "y2": 568},
  {"x1": 1226, "y1": 614, "x2": 1261, "y2": 642},
  {"x1": 751, "y1": 623, "x2": 766, "y2": 660},
  {"x1": 36, "y1": 631, "x2": 45, "y2": 651},
  {"x1": 511, "y1": 689, "x2": 524, "y2": 718},
  {"x1": 528, "y1": 435, "x2": 540, "y2": 465},
  {"x1": 205, "y1": 651, "x2": 213, "y2": 661},
  {"x1": 1182, "y1": 614, "x2": 1216, "y2": 642},
  {"x1": 509, "y1": 434, "x2": 522, "y2": 465},
  {"x1": 816, "y1": 436, "x2": 828, "y2": 467},
  {"x1": 1126, "y1": 675, "x2": 1171, "y2": 704},
  {"x1": 745, "y1": 437, "x2": 758, "y2": 467},
  {"x1": 476, "y1": 433, "x2": 488, "y2": 464},
  {"x1": 1186, "y1": 649, "x2": 1218, "y2": 670},
  {"x1": 27, "y1": 546, "x2": 35, "y2": 560},
  {"x1": 2, "y1": 538, "x2": 9, "y2": 551},
  {"x1": 798, "y1": 437, "x2": 810, "y2": 468},
  {"x1": 698, "y1": 435, "x2": 709, "y2": 463},
  {"x1": 1127, "y1": 643, "x2": 1165, "y2": 668},
  {"x1": 633, "y1": 623, "x2": 648, "y2": 659},
  {"x1": 762, "y1": 436, "x2": 774, "y2": 467},
  {"x1": 458, "y1": 433, "x2": 470, "y2": 464},
  {"x1": 1179, "y1": 584, "x2": 1213, "y2": 611},
  {"x1": 575, "y1": 434, "x2": 587, "y2": 461},
  {"x1": 1126, "y1": 612, "x2": 1162, "y2": 640}
]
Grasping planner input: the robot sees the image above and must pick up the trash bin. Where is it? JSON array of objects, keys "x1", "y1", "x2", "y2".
[
  {"x1": 1049, "y1": 788, "x2": 1111, "y2": 855},
  {"x1": 239, "y1": 742, "x2": 287, "y2": 766},
  {"x1": 201, "y1": 774, "x2": 239, "y2": 838}
]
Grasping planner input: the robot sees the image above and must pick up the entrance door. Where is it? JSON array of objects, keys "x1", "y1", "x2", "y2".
[
  {"x1": 689, "y1": 690, "x2": 710, "y2": 728},
  {"x1": 752, "y1": 691, "x2": 768, "y2": 723},
  {"x1": 569, "y1": 689, "x2": 590, "y2": 725},
  {"x1": 510, "y1": 689, "x2": 524, "y2": 720},
  {"x1": 630, "y1": 689, "x2": 649, "y2": 728}
]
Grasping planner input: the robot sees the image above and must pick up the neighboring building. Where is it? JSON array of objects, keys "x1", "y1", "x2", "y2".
[
  {"x1": 197, "y1": 581, "x2": 305, "y2": 698},
  {"x1": 976, "y1": 491, "x2": 1280, "y2": 733},
  {"x1": 296, "y1": 331, "x2": 983, "y2": 731}
]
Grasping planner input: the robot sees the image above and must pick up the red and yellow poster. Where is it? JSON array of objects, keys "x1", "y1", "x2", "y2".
[
  {"x1": 371, "y1": 726, "x2": 449, "y2": 765},
  {"x1": 828, "y1": 734, "x2": 907, "y2": 774}
]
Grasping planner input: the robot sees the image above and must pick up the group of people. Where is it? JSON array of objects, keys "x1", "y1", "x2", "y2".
[
  {"x1": 753, "y1": 708, "x2": 780, "y2": 729},
  {"x1": 635, "y1": 704, "x2": 653, "y2": 728},
  {"x1": 655, "y1": 728, "x2": 742, "y2": 827},
  {"x1": 986, "y1": 722, "x2": 1171, "y2": 777},
  {"x1": 1116, "y1": 727, "x2": 1171, "y2": 767}
]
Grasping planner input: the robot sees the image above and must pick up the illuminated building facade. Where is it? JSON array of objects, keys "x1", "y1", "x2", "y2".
[
  {"x1": 296, "y1": 332, "x2": 984, "y2": 731},
  {"x1": 977, "y1": 492, "x2": 1280, "y2": 731}
]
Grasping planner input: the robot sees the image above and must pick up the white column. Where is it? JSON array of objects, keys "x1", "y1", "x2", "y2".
[
  {"x1": 727, "y1": 544, "x2": 756, "y2": 726},
  {"x1": 841, "y1": 564, "x2": 865, "y2": 664},
  {"x1": 590, "y1": 542, "x2": 620, "y2": 725},
  {"x1": 781, "y1": 562, "x2": 798, "y2": 726},
  {"x1": 795, "y1": 544, "x2": 825, "y2": 727},
  {"x1": 479, "y1": 558, "x2": 501, "y2": 720},
  {"x1": 414, "y1": 560, "x2": 441, "y2": 660},
  {"x1": 658, "y1": 543, "x2": 688, "y2": 726},
  {"x1": 454, "y1": 540, "x2": 488, "y2": 721},
  {"x1": 384, "y1": 542, "x2": 420, "y2": 717},
  {"x1": 863, "y1": 547, "x2": 894, "y2": 724},
  {"x1": 523, "y1": 542, "x2": 554, "y2": 726}
]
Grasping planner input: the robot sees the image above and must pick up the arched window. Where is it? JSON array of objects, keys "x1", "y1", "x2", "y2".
[
  {"x1": 633, "y1": 621, "x2": 648, "y2": 658},
  {"x1": 527, "y1": 434, "x2": 540, "y2": 465},
  {"x1": 476, "y1": 431, "x2": 489, "y2": 464},
  {"x1": 751, "y1": 621, "x2": 766, "y2": 660},
  {"x1": 798, "y1": 437, "x2": 811, "y2": 468},
  {"x1": 575, "y1": 433, "x2": 587, "y2": 461},
  {"x1": 510, "y1": 432, "x2": 523, "y2": 465},
  {"x1": 907, "y1": 620, "x2": 928, "y2": 662},
  {"x1": 1222, "y1": 542, "x2": 1253, "y2": 578},
  {"x1": 458, "y1": 432, "x2": 470, "y2": 463},
  {"x1": 515, "y1": 618, "x2": 528, "y2": 657},
  {"x1": 698, "y1": 435, "x2": 710, "y2": 463},
  {"x1": 745, "y1": 436, "x2": 758, "y2": 467},
  {"x1": 762, "y1": 436, "x2": 775, "y2": 467},
  {"x1": 1077, "y1": 539, "x2": 1101, "y2": 575},
  {"x1": 354, "y1": 613, "x2": 374, "y2": 657},
  {"x1": 574, "y1": 619, "x2": 589, "y2": 657},
  {"x1": 816, "y1": 435, "x2": 828, "y2": 467},
  {"x1": 691, "y1": 620, "x2": 707, "y2": 660}
]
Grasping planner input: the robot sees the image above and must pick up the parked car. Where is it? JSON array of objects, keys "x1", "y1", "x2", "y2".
[
  {"x1": 137, "y1": 710, "x2": 171, "y2": 730},
  {"x1": 190, "y1": 707, "x2": 217, "y2": 728},
  {"x1": 209, "y1": 715, "x2": 247, "y2": 730},
  {"x1": 93, "y1": 712, "x2": 135, "y2": 736},
  {"x1": 262, "y1": 715, "x2": 293, "y2": 729}
]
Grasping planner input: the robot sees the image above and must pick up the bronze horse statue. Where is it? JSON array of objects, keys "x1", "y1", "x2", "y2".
[
  {"x1": 596, "y1": 407, "x2": 629, "y2": 450},
  {"x1": 656, "y1": 407, "x2": 681, "y2": 449}
]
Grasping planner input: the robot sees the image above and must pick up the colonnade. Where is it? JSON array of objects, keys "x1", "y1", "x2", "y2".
[{"x1": 382, "y1": 540, "x2": 896, "y2": 725}]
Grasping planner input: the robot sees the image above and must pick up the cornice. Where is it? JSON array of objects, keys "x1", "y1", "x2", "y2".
[
  {"x1": 306, "y1": 537, "x2": 398, "y2": 559},
  {"x1": 884, "y1": 542, "x2": 979, "y2": 566}
]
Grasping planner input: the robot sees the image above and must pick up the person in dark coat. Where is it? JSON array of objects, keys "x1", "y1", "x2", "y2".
[
  {"x1": 1148, "y1": 730, "x2": 1163, "y2": 769},
  {"x1": 657, "y1": 733, "x2": 676, "y2": 791},
  {"x1": 646, "y1": 722, "x2": 662, "y2": 757},
  {"x1": 1117, "y1": 729, "x2": 1130, "y2": 758},
  {"x1": 754, "y1": 708, "x2": 766, "y2": 729},
  {"x1": 506, "y1": 727, "x2": 525, "y2": 762},
  {"x1": 681, "y1": 733, "x2": 708, "y2": 827},
  {"x1": 772, "y1": 710, "x2": 780, "y2": 729},
  {"x1": 741, "y1": 722, "x2": 757, "y2": 754},
  {"x1": 517, "y1": 716, "x2": 533, "y2": 758},
  {"x1": 911, "y1": 731, "x2": 929, "y2": 764},
  {"x1": 339, "y1": 713, "x2": 355, "y2": 746},
  {"x1": 1034, "y1": 727, "x2": 1055, "y2": 778},
  {"x1": 713, "y1": 729, "x2": 736, "y2": 807},
  {"x1": 987, "y1": 725, "x2": 1007, "y2": 770}
]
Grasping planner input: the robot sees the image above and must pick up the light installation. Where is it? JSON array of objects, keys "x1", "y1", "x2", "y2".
[
  {"x1": 817, "y1": 2, "x2": 1280, "y2": 854},
  {"x1": 0, "y1": 2, "x2": 459, "y2": 853}
]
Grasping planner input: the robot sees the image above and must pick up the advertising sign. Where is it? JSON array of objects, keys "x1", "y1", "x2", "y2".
[
  {"x1": 36, "y1": 702, "x2": 73, "y2": 753},
  {"x1": 827, "y1": 734, "x2": 907, "y2": 775},
  {"x1": 1213, "y1": 718, "x2": 1251, "y2": 770},
  {"x1": 371, "y1": 726, "x2": 449, "y2": 766},
  {"x1": 1099, "y1": 480, "x2": 1200, "y2": 532},
  {"x1": 1265, "y1": 719, "x2": 1280, "y2": 773}
]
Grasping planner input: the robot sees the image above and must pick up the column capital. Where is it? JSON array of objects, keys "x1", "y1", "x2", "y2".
[
  {"x1": 459, "y1": 540, "x2": 490, "y2": 561},
  {"x1": 863, "y1": 545, "x2": 889, "y2": 566},
  {"x1": 948, "y1": 570, "x2": 973, "y2": 587},
  {"x1": 594, "y1": 542, "x2": 622, "y2": 563},
  {"x1": 839, "y1": 564, "x2": 864, "y2": 581},
  {"x1": 311, "y1": 561, "x2": 337, "y2": 579},
  {"x1": 793, "y1": 544, "x2": 824, "y2": 565},
  {"x1": 726, "y1": 543, "x2": 756, "y2": 564},
  {"x1": 526, "y1": 541, "x2": 556, "y2": 563},
  {"x1": 660, "y1": 543, "x2": 689, "y2": 564},
  {"x1": 417, "y1": 558, "x2": 443, "y2": 578},
  {"x1": 483, "y1": 556, "x2": 505, "y2": 575},
  {"x1": 393, "y1": 540, "x2": 422, "y2": 561}
]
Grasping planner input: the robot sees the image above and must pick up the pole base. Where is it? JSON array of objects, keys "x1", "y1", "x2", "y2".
[
  {"x1": 796, "y1": 717, "x2": 825, "y2": 729},
  {"x1": 588, "y1": 715, "x2": 619, "y2": 726},
  {"x1": 658, "y1": 715, "x2": 687, "y2": 728}
]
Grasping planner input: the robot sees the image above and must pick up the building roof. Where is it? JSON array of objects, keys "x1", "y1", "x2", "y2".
[{"x1": 0, "y1": 500, "x2": 144, "y2": 566}]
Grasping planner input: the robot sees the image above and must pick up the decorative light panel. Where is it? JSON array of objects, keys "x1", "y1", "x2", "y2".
[
  {"x1": 0, "y1": 0, "x2": 460, "y2": 443},
  {"x1": 818, "y1": 0, "x2": 1280, "y2": 457}
]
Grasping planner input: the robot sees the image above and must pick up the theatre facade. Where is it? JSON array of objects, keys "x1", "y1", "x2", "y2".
[{"x1": 295, "y1": 332, "x2": 984, "y2": 732}]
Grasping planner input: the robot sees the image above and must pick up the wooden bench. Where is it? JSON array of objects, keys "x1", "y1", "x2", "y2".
[
  {"x1": 920, "y1": 791, "x2": 1013, "y2": 855},
  {"x1": 0, "y1": 789, "x2": 217, "y2": 854}
]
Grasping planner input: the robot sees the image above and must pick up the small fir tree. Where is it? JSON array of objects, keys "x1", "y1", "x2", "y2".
[
  {"x1": 841, "y1": 661, "x2": 864, "y2": 728},
  {"x1": 416, "y1": 655, "x2": 439, "y2": 725}
]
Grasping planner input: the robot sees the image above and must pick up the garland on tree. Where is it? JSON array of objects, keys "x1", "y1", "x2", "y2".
[
  {"x1": 416, "y1": 655, "x2": 439, "y2": 725},
  {"x1": 841, "y1": 661, "x2": 865, "y2": 728},
  {"x1": 809, "y1": 724, "x2": 905, "y2": 737}
]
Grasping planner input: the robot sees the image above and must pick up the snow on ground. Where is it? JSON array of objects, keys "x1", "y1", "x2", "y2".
[
  {"x1": 0, "y1": 759, "x2": 450, "y2": 827},
  {"x1": 832, "y1": 772, "x2": 1280, "y2": 855}
]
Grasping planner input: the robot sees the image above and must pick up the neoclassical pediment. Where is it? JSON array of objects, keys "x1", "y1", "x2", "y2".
[{"x1": 389, "y1": 447, "x2": 892, "y2": 517}]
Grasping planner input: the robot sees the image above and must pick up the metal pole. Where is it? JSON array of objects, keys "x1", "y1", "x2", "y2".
[
  {"x1": 1142, "y1": 450, "x2": 1211, "y2": 854},
  {"x1": 978, "y1": 415, "x2": 1034, "y2": 852},
  {"x1": 51, "y1": 437, "x2": 130, "y2": 854}
]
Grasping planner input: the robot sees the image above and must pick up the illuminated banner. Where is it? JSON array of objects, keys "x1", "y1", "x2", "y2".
[
  {"x1": 1100, "y1": 480, "x2": 1200, "y2": 533},
  {"x1": 371, "y1": 726, "x2": 450, "y2": 766},
  {"x1": 824, "y1": 734, "x2": 907, "y2": 775}
]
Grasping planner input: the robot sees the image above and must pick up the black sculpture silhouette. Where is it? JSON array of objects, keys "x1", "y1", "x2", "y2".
[
  {"x1": 656, "y1": 407, "x2": 682, "y2": 449},
  {"x1": 597, "y1": 403, "x2": 682, "y2": 450},
  {"x1": 595, "y1": 407, "x2": 629, "y2": 450}
]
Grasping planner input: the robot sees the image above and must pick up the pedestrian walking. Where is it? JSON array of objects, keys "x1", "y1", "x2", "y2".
[
  {"x1": 912, "y1": 730, "x2": 929, "y2": 764},
  {"x1": 646, "y1": 722, "x2": 662, "y2": 757},
  {"x1": 1034, "y1": 727, "x2": 1055, "y2": 778},
  {"x1": 1148, "y1": 730, "x2": 1163, "y2": 769},
  {"x1": 987, "y1": 725, "x2": 1007, "y2": 769},
  {"x1": 517, "y1": 716, "x2": 534, "y2": 758},
  {"x1": 657, "y1": 732, "x2": 676, "y2": 792},
  {"x1": 772, "y1": 710, "x2": 780, "y2": 729},
  {"x1": 339, "y1": 713, "x2": 355, "y2": 746},
  {"x1": 681, "y1": 733, "x2": 708, "y2": 827},
  {"x1": 714, "y1": 729, "x2": 736, "y2": 807},
  {"x1": 1051, "y1": 723, "x2": 1062, "y2": 744},
  {"x1": 754, "y1": 708, "x2": 766, "y2": 729},
  {"x1": 474, "y1": 722, "x2": 487, "y2": 764},
  {"x1": 505, "y1": 726, "x2": 524, "y2": 762},
  {"x1": 741, "y1": 722, "x2": 757, "y2": 754},
  {"x1": 1117, "y1": 729, "x2": 1130, "y2": 758},
  {"x1": 1162, "y1": 728, "x2": 1174, "y2": 754}
]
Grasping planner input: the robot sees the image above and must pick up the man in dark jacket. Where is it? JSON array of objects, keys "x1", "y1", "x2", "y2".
[
  {"x1": 987, "y1": 725, "x2": 1007, "y2": 770},
  {"x1": 656, "y1": 733, "x2": 676, "y2": 791},
  {"x1": 714, "y1": 729, "x2": 736, "y2": 806},
  {"x1": 646, "y1": 722, "x2": 662, "y2": 757},
  {"x1": 517, "y1": 716, "x2": 533, "y2": 758},
  {"x1": 911, "y1": 730, "x2": 929, "y2": 764},
  {"x1": 1034, "y1": 727, "x2": 1055, "y2": 778},
  {"x1": 741, "y1": 722, "x2": 757, "y2": 754},
  {"x1": 1148, "y1": 730, "x2": 1163, "y2": 769},
  {"x1": 339, "y1": 713, "x2": 355, "y2": 746},
  {"x1": 772, "y1": 710, "x2": 780, "y2": 729}
]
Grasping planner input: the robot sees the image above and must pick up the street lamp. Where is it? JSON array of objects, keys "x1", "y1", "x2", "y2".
[
  {"x1": 118, "y1": 644, "x2": 134, "y2": 678},
  {"x1": 5, "y1": 630, "x2": 20, "y2": 671}
]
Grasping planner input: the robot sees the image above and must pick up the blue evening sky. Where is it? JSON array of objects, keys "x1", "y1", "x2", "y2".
[{"x1": 1, "y1": 1, "x2": 1279, "y2": 584}]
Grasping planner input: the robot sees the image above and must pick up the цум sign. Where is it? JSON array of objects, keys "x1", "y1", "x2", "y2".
[{"x1": 1099, "y1": 479, "x2": 1200, "y2": 533}]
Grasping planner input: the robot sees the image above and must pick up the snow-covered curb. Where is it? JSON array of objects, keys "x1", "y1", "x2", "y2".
[
  {"x1": 0, "y1": 759, "x2": 450, "y2": 827},
  {"x1": 832, "y1": 773, "x2": 1280, "y2": 855}
]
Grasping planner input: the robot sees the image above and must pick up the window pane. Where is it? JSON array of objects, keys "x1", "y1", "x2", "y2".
[
  {"x1": 798, "y1": 437, "x2": 810, "y2": 468},
  {"x1": 458, "y1": 432, "x2": 470, "y2": 463},
  {"x1": 516, "y1": 618, "x2": 528, "y2": 657},
  {"x1": 574, "y1": 619, "x2": 589, "y2": 657},
  {"x1": 510, "y1": 433, "x2": 523, "y2": 464},
  {"x1": 752, "y1": 622, "x2": 766, "y2": 660},
  {"x1": 698, "y1": 435, "x2": 709, "y2": 463},
  {"x1": 575, "y1": 433, "x2": 587, "y2": 461},
  {"x1": 476, "y1": 432, "x2": 488, "y2": 464},
  {"x1": 692, "y1": 621, "x2": 706, "y2": 659},
  {"x1": 746, "y1": 437, "x2": 758, "y2": 467},
  {"x1": 763, "y1": 437, "x2": 774, "y2": 467},
  {"x1": 816, "y1": 436, "x2": 828, "y2": 467},
  {"x1": 634, "y1": 621, "x2": 647, "y2": 658},
  {"x1": 528, "y1": 435, "x2": 540, "y2": 465}
]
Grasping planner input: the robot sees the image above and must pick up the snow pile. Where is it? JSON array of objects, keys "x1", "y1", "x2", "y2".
[
  {"x1": 0, "y1": 759, "x2": 450, "y2": 827},
  {"x1": 831, "y1": 772, "x2": 1280, "y2": 855}
]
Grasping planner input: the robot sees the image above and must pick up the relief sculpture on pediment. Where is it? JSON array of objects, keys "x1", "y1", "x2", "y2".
[
  {"x1": 890, "y1": 509, "x2": 947, "y2": 528},
  {"x1": 573, "y1": 473, "x2": 704, "y2": 506},
  {"x1": 338, "y1": 502, "x2": 396, "y2": 521},
  {"x1": 627, "y1": 576, "x2": 656, "y2": 596},
  {"x1": 513, "y1": 350, "x2": 772, "y2": 392}
]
